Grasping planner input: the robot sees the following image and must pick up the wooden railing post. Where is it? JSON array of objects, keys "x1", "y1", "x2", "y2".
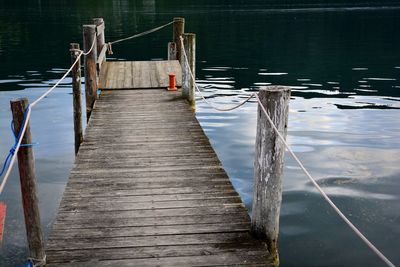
[
  {"x1": 10, "y1": 98, "x2": 45, "y2": 264},
  {"x1": 181, "y1": 33, "x2": 196, "y2": 109},
  {"x1": 83, "y1": 24, "x2": 98, "y2": 122},
  {"x1": 70, "y1": 43, "x2": 83, "y2": 155},
  {"x1": 251, "y1": 86, "x2": 291, "y2": 266},
  {"x1": 168, "y1": 42, "x2": 177, "y2": 60},
  {"x1": 173, "y1": 17, "x2": 185, "y2": 64},
  {"x1": 93, "y1": 18, "x2": 105, "y2": 58}
]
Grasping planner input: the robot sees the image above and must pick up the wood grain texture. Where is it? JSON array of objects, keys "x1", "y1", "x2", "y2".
[
  {"x1": 10, "y1": 98, "x2": 45, "y2": 261},
  {"x1": 173, "y1": 17, "x2": 185, "y2": 65},
  {"x1": 70, "y1": 43, "x2": 83, "y2": 155},
  {"x1": 83, "y1": 25, "x2": 98, "y2": 121},
  {"x1": 251, "y1": 86, "x2": 291, "y2": 264},
  {"x1": 98, "y1": 61, "x2": 182, "y2": 89},
  {"x1": 46, "y1": 89, "x2": 272, "y2": 266}
]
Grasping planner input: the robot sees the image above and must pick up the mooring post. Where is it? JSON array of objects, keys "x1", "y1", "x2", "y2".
[
  {"x1": 251, "y1": 86, "x2": 291, "y2": 266},
  {"x1": 181, "y1": 33, "x2": 196, "y2": 109},
  {"x1": 83, "y1": 24, "x2": 98, "y2": 122},
  {"x1": 173, "y1": 17, "x2": 185, "y2": 64},
  {"x1": 10, "y1": 98, "x2": 46, "y2": 264},
  {"x1": 92, "y1": 18, "x2": 105, "y2": 58},
  {"x1": 168, "y1": 42, "x2": 177, "y2": 60},
  {"x1": 70, "y1": 43, "x2": 83, "y2": 155}
]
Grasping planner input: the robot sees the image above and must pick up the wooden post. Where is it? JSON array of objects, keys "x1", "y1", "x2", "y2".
[
  {"x1": 168, "y1": 42, "x2": 177, "y2": 60},
  {"x1": 251, "y1": 86, "x2": 291, "y2": 266},
  {"x1": 173, "y1": 17, "x2": 185, "y2": 64},
  {"x1": 181, "y1": 33, "x2": 196, "y2": 109},
  {"x1": 93, "y1": 18, "x2": 105, "y2": 58},
  {"x1": 83, "y1": 24, "x2": 98, "y2": 122},
  {"x1": 70, "y1": 43, "x2": 83, "y2": 155},
  {"x1": 10, "y1": 98, "x2": 45, "y2": 263}
]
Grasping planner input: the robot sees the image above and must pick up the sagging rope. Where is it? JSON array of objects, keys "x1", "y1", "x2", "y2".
[
  {"x1": 179, "y1": 36, "x2": 256, "y2": 111},
  {"x1": 0, "y1": 30, "x2": 97, "y2": 267},
  {"x1": 107, "y1": 21, "x2": 174, "y2": 55},
  {"x1": 1, "y1": 19, "x2": 176, "y2": 194},
  {"x1": 180, "y1": 37, "x2": 396, "y2": 267},
  {"x1": 253, "y1": 94, "x2": 396, "y2": 267},
  {"x1": 0, "y1": 32, "x2": 96, "y2": 196}
]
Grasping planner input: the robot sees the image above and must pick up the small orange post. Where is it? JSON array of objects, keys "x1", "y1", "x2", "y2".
[
  {"x1": 0, "y1": 202, "x2": 6, "y2": 243},
  {"x1": 168, "y1": 73, "x2": 177, "y2": 91}
]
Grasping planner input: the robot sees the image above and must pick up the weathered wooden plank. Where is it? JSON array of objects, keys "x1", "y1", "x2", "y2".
[
  {"x1": 49, "y1": 222, "x2": 250, "y2": 240},
  {"x1": 46, "y1": 89, "x2": 271, "y2": 265},
  {"x1": 51, "y1": 213, "x2": 249, "y2": 230},
  {"x1": 64, "y1": 186, "x2": 237, "y2": 201},
  {"x1": 55, "y1": 205, "x2": 246, "y2": 221},
  {"x1": 98, "y1": 60, "x2": 182, "y2": 89},
  {"x1": 117, "y1": 62, "x2": 125, "y2": 88},
  {"x1": 47, "y1": 250, "x2": 272, "y2": 267},
  {"x1": 130, "y1": 61, "x2": 136, "y2": 88},
  {"x1": 46, "y1": 249, "x2": 273, "y2": 267},
  {"x1": 46, "y1": 243, "x2": 268, "y2": 264},
  {"x1": 155, "y1": 60, "x2": 164, "y2": 88},
  {"x1": 60, "y1": 192, "x2": 240, "y2": 207},
  {"x1": 51, "y1": 214, "x2": 248, "y2": 229},
  {"x1": 68, "y1": 169, "x2": 227, "y2": 177},
  {"x1": 123, "y1": 61, "x2": 132, "y2": 88},
  {"x1": 59, "y1": 198, "x2": 243, "y2": 212},
  {"x1": 61, "y1": 181, "x2": 233, "y2": 194},
  {"x1": 47, "y1": 232, "x2": 256, "y2": 250}
]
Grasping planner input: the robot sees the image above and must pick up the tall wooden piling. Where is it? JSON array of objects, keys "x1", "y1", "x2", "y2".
[
  {"x1": 83, "y1": 25, "x2": 98, "y2": 121},
  {"x1": 173, "y1": 17, "x2": 185, "y2": 64},
  {"x1": 181, "y1": 33, "x2": 196, "y2": 108},
  {"x1": 251, "y1": 86, "x2": 291, "y2": 265},
  {"x1": 10, "y1": 98, "x2": 45, "y2": 264},
  {"x1": 70, "y1": 43, "x2": 83, "y2": 155}
]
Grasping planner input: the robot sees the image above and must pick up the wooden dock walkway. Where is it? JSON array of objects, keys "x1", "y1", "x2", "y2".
[{"x1": 45, "y1": 60, "x2": 273, "y2": 266}]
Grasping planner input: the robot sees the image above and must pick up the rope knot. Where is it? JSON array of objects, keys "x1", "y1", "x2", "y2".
[{"x1": 9, "y1": 147, "x2": 16, "y2": 156}]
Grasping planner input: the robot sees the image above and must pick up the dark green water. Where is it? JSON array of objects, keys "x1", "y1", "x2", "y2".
[{"x1": 1, "y1": 1, "x2": 400, "y2": 266}]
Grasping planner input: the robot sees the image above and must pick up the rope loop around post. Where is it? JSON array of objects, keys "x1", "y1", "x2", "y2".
[{"x1": 107, "y1": 42, "x2": 113, "y2": 55}]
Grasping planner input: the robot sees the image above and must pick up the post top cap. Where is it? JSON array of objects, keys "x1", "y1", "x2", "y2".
[
  {"x1": 82, "y1": 24, "x2": 96, "y2": 29},
  {"x1": 259, "y1": 85, "x2": 291, "y2": 92}
]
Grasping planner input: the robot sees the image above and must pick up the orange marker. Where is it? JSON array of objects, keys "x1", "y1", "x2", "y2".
[
  {"x1": 168, "y1": 73, "x2": 177, "y2": 91},
  {"x1": 0, "y1": 202, "x2": 6, "y2": 243}
]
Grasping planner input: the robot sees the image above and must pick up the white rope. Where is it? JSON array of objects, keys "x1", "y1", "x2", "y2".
[
  {"x1": 179, "y1": 36, "x2": 255, "y2": 111},
  {"x1": 31, "y1": 34, "x2": 96, "y2": 107},
  {"x1": 179, "y1": 33, "x2": 395, "y2": 267},
  {"x1": 0, "y1": 34, "x2": 96, "y2": 195},
  {"x1": 31, "y1": 51, "x2": 83, "y2": 107},
  {"x1": 253, "y1": 93, "x2": 395, "y2": 267},
  {"x1": 0, "y1": 107, "x2": 32, "y2": 195},
  {"x1": 109, "y1": 21, "x2": 174, "y2": 45}
]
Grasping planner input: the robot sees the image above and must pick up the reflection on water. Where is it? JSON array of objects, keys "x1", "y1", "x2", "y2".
[{"x1": 1, "y1": 1, "x2": 400, "y2": 266}]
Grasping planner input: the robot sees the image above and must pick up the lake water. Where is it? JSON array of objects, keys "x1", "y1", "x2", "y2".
[{"x1": 1, "y1": 1, "x2": 400, "y2": 266}]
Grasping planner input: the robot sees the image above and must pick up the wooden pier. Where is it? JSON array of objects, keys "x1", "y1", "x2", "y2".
[
  {"x1": 7, "y1": 17, "x2": 291, "y2": 266},
  {"x1": 45, "y1": 83, "x2": 273, "y2": 265},
  {"x1": 6, "y1": 16, "x2": 394, "y2": 267}
]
